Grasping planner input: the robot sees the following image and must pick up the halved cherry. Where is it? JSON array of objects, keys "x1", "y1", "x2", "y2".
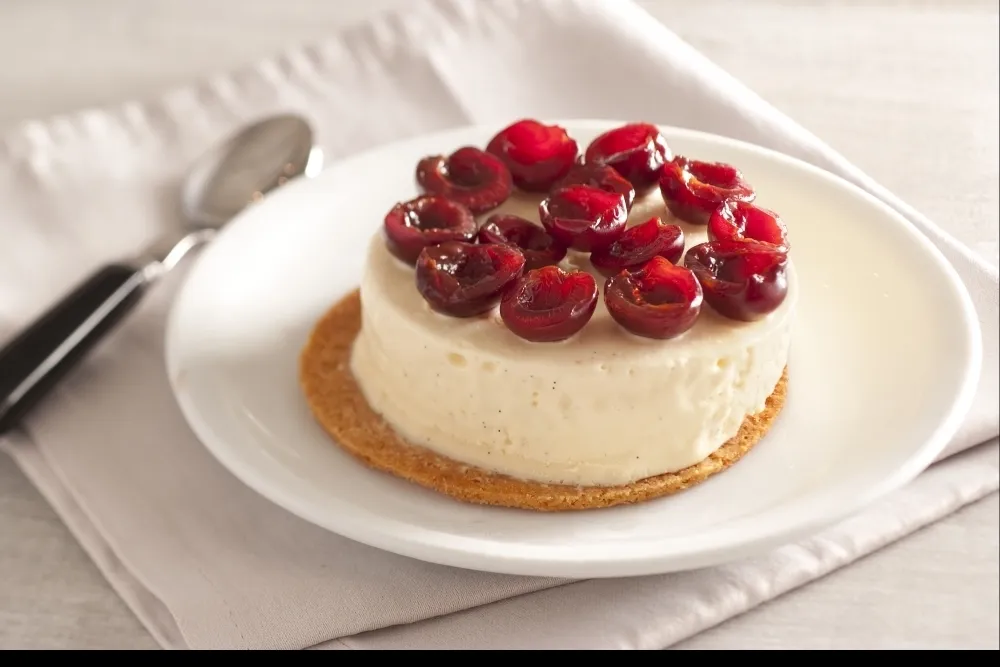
[
  {"x1": 659, "y1": 156, "x2": 755, "y2": 225},
  {"x1": 583, "y1": 122, "x2": 672, "y2": 193},
  {"x1": 477, "y1": 214, "x2": 567, "y2": 270},
  {"x1": 708, "y1": 200, "x2": 789, "y2": 250},
  {"x1": 590, "y1": 216, "x2": 685, "y2": 278},
  {"x1": 415, "y1": 241, "x2": 525, "y2": 317},
  {"x1": 684, "y1": 240, "x2": 788, "y2": 322},
  {"x1": 604, "y1": 256, "x2": 702, "y2": 340},
  {"x1": 500, "y1": 266, "x2": 598, "y2": 342},
  {"x1": 416, "y1": 146, "x2": 513, "y2": 214},
  {"x1": 553, "y1": 162, "x2": 636, "y2": 210},
  {"x1": 383, "y1": 195, "x2": 478, "y2": 264},
  {"x1": 485, "y1": 119, "x2": 578, "y2": 192},
  {"x1": 539, "y1": 185, "x2": 628, "y2": 252}
]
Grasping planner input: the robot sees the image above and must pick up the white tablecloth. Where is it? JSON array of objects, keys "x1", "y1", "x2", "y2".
[{"x1": 0, "y1": 0, "x2": 996, "y2": 650}]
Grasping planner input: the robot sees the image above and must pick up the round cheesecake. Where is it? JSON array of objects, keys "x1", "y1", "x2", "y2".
[{"x1": 347, "y1": 188, "x2": 797, "y2": 488}]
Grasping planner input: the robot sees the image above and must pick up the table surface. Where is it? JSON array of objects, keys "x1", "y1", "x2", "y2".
[{"x1": 1, "y1": 0, "x2": 997, "y2": 650}]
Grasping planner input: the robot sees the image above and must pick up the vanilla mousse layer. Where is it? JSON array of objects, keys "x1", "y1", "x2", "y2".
[{"x1": 349, "y1": 191, "x2": 797, "y2": 487}]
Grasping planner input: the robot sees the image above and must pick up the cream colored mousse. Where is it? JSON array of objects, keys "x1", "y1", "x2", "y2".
[{"x1": 349, "y1": 189, "x2": 797, "y2": 487}]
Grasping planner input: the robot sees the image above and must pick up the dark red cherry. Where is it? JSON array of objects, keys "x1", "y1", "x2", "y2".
[
  {"x1": 604, "y1": 256, "x2": 702, "y2": 340},
  {"x1": 539, "y1": 185, "x2": 628, "y2": 252},
  {"x1": 659, "y1": 156, "x2": 755, "y2": 225},
  {"x1": 485, "y1": 119, "x2": 578, "y2": 192},
  {"x1": 415, "y1": 241, "x2": 525, "y2": 317},
  {"x1": 477, "y1": 214, "x2": 567, "y2": 270},
  {"x1": 589, "y1": 216, "x2": 685, "y2": 278},
  {"x1": 553, "y1": 162, "x2": 636, "y2": 210},
  {"x1": 684, "y1": 240, "x2": 788, "y2": 321},
  {"x1": 708, "y1": 200, "x2": 789, "y2": 250},
  {"x1": 383, "y1": 195, "x2": 478, "y2": 264},
  {"x1": 500, "y1": 266, "x2": 598, "y2": 342},
  {"x1": 416, "y1": 146, "x2": 513, "y2": 214},
  {"x1": 584, "y1": 122, "x2": 671, "y2": 193}
]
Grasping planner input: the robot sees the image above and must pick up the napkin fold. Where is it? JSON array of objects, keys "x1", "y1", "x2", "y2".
[{"x1": 0, "y1": 0, "x2": 997, "y2": 650}]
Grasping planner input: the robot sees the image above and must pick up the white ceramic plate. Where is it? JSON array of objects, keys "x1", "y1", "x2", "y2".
[{"x1": 164, "y1": 121, "x2": 981, "y2": 578}]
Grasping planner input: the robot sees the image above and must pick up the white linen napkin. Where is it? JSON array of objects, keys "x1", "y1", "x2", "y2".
[{"x1": 0, "y1": 0, "x2": 996, "y2": 650}]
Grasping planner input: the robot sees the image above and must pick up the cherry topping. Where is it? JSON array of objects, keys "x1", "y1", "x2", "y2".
[
  {"x1": 584, "y1": 122, "x2": 672, "y2": 193},
  {"x1": 539, "y1": 185, "x2": 628, "y2": 252},
  {"x1": 708, "y1": 200, "x2": 789, "y2": 250},
  {"x1": 553, "y1": 162, "x2": 636, "y2": 211},
  {"x1": 416, "y1": 146, "x2": 513, "y2": 214},
  {"x1": 659, "y1": 156, "x2": 755, "y2": 225},
  {"x1": 604, "y1": 256, "x2": 703, "y2": 340},
  {"x1": 477, "y1": 214, "x2": 567, "y2": 271},
  {"x1": 485, "y1": 119, "x2": 579, "y2": 192},
  {"x1": 415, "y1": 241, "x2": 525, "y2": 317},
  {"x1": 500, "y1": 266, "x2": 598, "y2": 342},
  {"x1": 590, "y1": 216, "x2": 685, "y2": 278},
  {"x1": 684, "y1": 240, "x2": 788, "y2": 322},
  {"x1": 383, "y1": 195, "x2": 478, "y2": 264}
]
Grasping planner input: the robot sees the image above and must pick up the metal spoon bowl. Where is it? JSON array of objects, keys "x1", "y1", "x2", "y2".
[{"x1": 0, "y1": 114, "x2": 322, "y2": 434}]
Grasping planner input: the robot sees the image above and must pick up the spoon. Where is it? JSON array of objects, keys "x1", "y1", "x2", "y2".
[{"x1": 0, "y1": 114, "x2": 323, "y2": 434}]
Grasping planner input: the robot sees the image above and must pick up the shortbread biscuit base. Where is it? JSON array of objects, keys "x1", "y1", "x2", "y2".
[{"x1": 299, "y1": 289, "x2": 787, "y2": 512}]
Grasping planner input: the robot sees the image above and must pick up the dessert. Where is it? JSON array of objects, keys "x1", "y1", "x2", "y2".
[
  {"x1": 659, "y1": 156, "x2": 755, "y2": 225},
  {"x1": 415, "y1": 241, "x2": 525, "y2": 318},
  {"x1": 477, "y1": 214, "x2": 567, "y2": 270},
  {"x1": 603, "y1": 255, "x2": 703, "y2": 340},
  {"x1": 589, "y1": 216, "x2": 685, "y2": 277},
  {"x1": 415, "y1": 147, "x2": 513, "y2": 214},
  {"x1": 554, "y1": 162, "x2": 636, "y2": 211},
  {"x1": 583, "y1": 122, "x2": 672, "y2": 194},
  {"x1": 500, "y1": 266, "x2": 599, "y2": 343},
  {"x1": 486, "y1": 119, "x2": 578, "y2": 192},
  {"x1": 382, "y1": 194, "x2": 478, "y2": 264},
  {"x1": 299, "y1": 119, "x2": 797, "y2": 512},
  {"x1": 685, "y1": 240, "x2": 789, "y2": 322},
  {"x1": 708, "y1": 200, "x2": 789, "y2": 250},
  {"x1": 539, "y1": 185, "x2": 628, "y2": 252}
]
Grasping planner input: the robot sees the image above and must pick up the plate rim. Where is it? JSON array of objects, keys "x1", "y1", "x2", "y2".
[{"x1": 164, "y1": 119, "x2": 983, "y2": 578}]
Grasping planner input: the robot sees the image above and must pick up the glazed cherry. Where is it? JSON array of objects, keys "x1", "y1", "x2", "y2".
[
  {"x1": 583, "y1": 122, "x2": 672, "y2": 193},
  {"x1": 604, "y1": 256, "x2": 703, "y2": 340},
  {"x1": 383, "y1": 195, "x2": 478, "y2": 264},
  {"x1": 659, "y1": 156, "x2": 755, "y2": 225},
  {"x1": 539, "y1": 185, "x2": 628, "y2": 252},
  {"x1": 553, "y1": 162, "x2": 636, "y2": 211},
  {"x1": 500, "y1": 266, "x2": 598, "y2": 342},
  {"x1": 415, "y1": 241, "x2": 525, "y2": 317},
  {"x1": 590, "y1": 216, "x2": 685, "y2": 278},
  {"x1": 485, "y1": 119, "x2": 578, "y2": 192},
  {"x1": 477, "y1": 214, "x2": 567, "y2": 271},
  {"x1": 684, "y1": 240, "x2": 788, "y2": 322},
  {"x1": 416, "y1": 146, "x2": 513, "y2": 214},
  {"x1": 708, "y1": 200, "x2": 789, "y2": 250}
]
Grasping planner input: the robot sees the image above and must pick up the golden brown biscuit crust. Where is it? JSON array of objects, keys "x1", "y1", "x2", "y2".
[{"x1": 299, "y1": 290, "x2": 787, "y2": 512}]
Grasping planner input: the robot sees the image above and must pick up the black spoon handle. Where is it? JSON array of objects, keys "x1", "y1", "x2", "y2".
[{"x1": 0, "y1": 263, "x2": 153, "y2": 435}]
